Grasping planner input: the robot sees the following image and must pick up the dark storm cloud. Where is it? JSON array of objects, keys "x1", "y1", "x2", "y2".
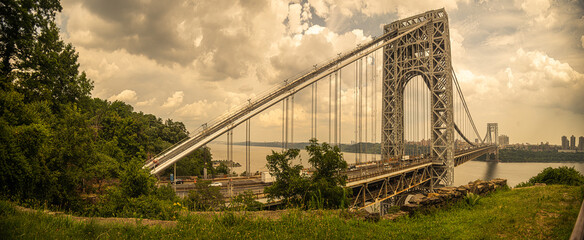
[
  {"x1": 71, "y1": 0, "x2": 280, "y2": 81},
  {"x1": 81, "y1": 0, "x2": 195, "y2": 65}
]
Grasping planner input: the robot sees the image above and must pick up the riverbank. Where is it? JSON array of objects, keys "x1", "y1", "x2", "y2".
[
  {"x1": 478, "y1": 149, "x2": 584, "y2": 162},
  {"x1": 1, "y1": 184, "x2": 582, "y2": 239}
]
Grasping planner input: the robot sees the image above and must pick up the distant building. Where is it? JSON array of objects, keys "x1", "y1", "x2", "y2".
[
  {"x1": 498, "y1": 135, "x2": 509, "y2": 145},
  {"x1": 579, "y1": 136, "x2": 584, "y2": 151},
  {"x1": 571, "y1": 135, "x2": 576, "y2": 150},
  {"x1": 562, "y1": 136, "x2": 569, "y2": 150}
]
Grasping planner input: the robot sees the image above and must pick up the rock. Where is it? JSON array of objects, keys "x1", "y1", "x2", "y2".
[
  {"x1": 423, "y1": 196, "x2": 441, "y2": 205},
  {"x1": 401, "y1": 203, "x2": 420, "y2": 212},
  {"x1": 491, "y1": 178, "x2": 507, "y2": 187},
  {"x1": 435, "y1": 187, "x2": 457, "y2": 195},
  {"x1": 408, "y1": 194, "x2": 426, "y2": 204},
  {"x1": 427, "y1": 192, "x2": 440, "y2": 198},
  {"x1": 535, "y1": 183, "x2": 547, "y2": 187},
  {"x1": 456, "y1": 186, "x2": 468, "y2": 195},
  {"x1": 397, "y1": 179, "x2": 508, "y2": 214}
]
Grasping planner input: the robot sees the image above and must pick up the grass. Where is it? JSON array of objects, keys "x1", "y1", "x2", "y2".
[{"x1": 1, "y1": 185, "x2": 582, "y2": 239}]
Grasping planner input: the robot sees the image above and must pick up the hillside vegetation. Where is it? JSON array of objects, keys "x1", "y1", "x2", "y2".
[
  {"x1": 1, "y1": 184, "x2": 582, "y2": 239},
  {"x1": 0, "y1": 0, "x2": 221, "y2": 218}
]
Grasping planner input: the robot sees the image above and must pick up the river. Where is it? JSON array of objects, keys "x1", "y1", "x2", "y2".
[{"x1": 206, "y1": 143, "x2": 584, "y2": 187}]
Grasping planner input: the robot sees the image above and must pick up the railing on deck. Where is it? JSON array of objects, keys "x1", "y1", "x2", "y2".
[
  {"x1": 571, "y1": 193, "x2": 584, "y2": 240},
  {"x1": 346, "y1": 159, "x2": 431, "y2": 182}
]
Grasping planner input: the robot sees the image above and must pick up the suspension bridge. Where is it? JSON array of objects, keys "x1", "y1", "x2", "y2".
[{"x1": 143, "y1": 9, "x2": 500, "y2": 209}]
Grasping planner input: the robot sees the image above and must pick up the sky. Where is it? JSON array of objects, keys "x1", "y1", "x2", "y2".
[{"x1": 57, "y1": 0, "x2": 584, "y2": 145}]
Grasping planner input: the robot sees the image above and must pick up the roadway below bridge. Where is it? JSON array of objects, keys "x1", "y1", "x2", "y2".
[{"x1": 165, "y1": 176, "x2": 271, "y2": 199}]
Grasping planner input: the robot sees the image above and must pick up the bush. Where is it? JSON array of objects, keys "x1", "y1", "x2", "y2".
[
  {"x1": 464, "y1": 193, "x2": 480, "y2": 206},
  {"x1": 84, "y1": 183, "x2": 183, "y2": 220},
  {"x1": 230, "y1": 191, "x2": 263, "y2": 211},
  {"x1": 516, "y1": 166, "x2": 584, "y2": 187},
  {"x1": 185, "y1": 180, "x2": 224, "y2": 211}
]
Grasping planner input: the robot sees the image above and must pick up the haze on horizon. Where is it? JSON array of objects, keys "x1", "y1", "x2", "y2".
[{"x1": 57, "y1": 0, "x2": 584, "y2": 145}]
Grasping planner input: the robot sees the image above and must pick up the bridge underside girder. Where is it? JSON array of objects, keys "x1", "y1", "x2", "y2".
[
  {"x1": 349, "y1": 145, "x2": 495, "y2": 210},
  {"x1": 351, "y1": 165, "x2": 431, "y2": 209}
]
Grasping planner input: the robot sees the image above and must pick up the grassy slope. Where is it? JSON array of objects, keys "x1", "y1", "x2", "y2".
[{"x1": 1, "y1": 185, "x2": 582, "y2": 239}]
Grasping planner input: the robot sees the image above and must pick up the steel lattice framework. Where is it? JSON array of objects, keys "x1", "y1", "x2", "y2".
[{"x1": 381, "y1": 9, "x2": 455, "y2": 186}]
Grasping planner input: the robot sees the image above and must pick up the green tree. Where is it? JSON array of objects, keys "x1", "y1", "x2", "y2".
[
  {"x1": 0, "y1": 0, "x2": 62, "y2": 80},
  {"x1": 231, "y1": 190, "x2": 263, "y2": 211},
  {"x1": 216, "y1": 162, "x2": 230, "y2": 175},
  {"x1": 186, "y1": 180, "x2": 224, "y2": 210},
  {"x1": 264, "y1": 148, "x2": 309, "y2": 207},
  {"x1": 523, "y1": 166, "x2": 584, "y2": 186},
  {"x1": 119, "y1": 159, "x2": 156, "y2": 198},
  {"x1": 305, "y1": 139, "x2": 349, "y2": 208}
]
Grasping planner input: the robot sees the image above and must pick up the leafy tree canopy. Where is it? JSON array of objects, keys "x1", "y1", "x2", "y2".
[
  {"x1": 264, "y1": 139, "x2": 349, "y2": 209},
  {"x1": 521, "y1": 166, "x2": 584, "y2": 187}
]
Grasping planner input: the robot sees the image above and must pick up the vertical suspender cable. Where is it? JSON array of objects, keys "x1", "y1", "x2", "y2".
[
  {"x1": 291, "y1": 95, "x2": 294, "y2": 147},
  {"x1": 338, "y1": 66, "x2": 342, "y2": 147},
  {"x1": 365, "y1": 55, "x2": 368, "y2": 162},
  {"x1": 374, "y1": 46, "x2": 378, "y2": 160},
  {"x1": 310, "y1": 84, "x2": 313, "y2": 140},
  {"x1": 414, "y1": 78, "x2": 418, "y2": 156},
  {"x1": 373, "y1": 49, "x2": 377, "y2": 161},
  {"x1": 358, "y1": 58, "x2": 362, "y2": 162},
  {"x1": 285, "y1": 97, "x2": 289, "y2": 149},
  {"x1": 334, "y1": 66, "x2": 338, "y2": 146},
  {"x1": 282, "y1": 100, "x2": 285, "y2": 150},
  {"x1": 329, "y1": 74, "x2": 332, "y2": 143},
  {"x1": 354, "y1": 61, "x2": 358, "y2": 163},
  {"x1": 315, "y1": 82, "x2": 317, "y2": 140},
  {"x1": 246, "y1": 119, "x2": 250, "y2": 177}
]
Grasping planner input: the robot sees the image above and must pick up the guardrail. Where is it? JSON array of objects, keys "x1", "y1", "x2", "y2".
[
  {"x1": 571, "y1": 193, "x2": 584, "y2": 240},
  {"x1": 346, "y1": 159, "x2": 431, "y2": 183}
]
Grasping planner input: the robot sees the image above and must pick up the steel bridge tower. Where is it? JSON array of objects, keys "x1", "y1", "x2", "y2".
[
  {"x1": 381, "y1": 9, "x2": 455, "y2": 187},
  {"x1": 485, "y1": 123, "x2": 499, "y2": 161}
]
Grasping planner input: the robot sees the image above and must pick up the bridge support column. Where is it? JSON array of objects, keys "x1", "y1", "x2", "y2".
[
  {"x1": 382, "y1": 9, "x2": 455, "y2": 187},
  {"x1": 485, "y1": 123, "x2": 499, "y2": 162}
]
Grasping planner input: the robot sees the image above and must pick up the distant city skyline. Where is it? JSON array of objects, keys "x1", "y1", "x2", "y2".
[
  {"x1": 57, "y1": 0, "x2": 584, "y2": 145},
  {"x1": 560, "y1": 135, "x2": 584, "y2": 151}
]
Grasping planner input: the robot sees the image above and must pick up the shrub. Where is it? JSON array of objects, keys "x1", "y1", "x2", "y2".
[
  {"x1": 230, "y1": 191, "x2": 263, "y2": 211},
  {"x1": 516, "y1": 166, "x2": 584, "y2": 187},
  {"x1": 84, "y1": 183, "x2": 182, "y2": 220},
  {"x1": 464, "y1": 192, "x2": 480, "y2": 206},
  {"x1": 185, "y1": 180, "x2": 224, "y2": 211}
]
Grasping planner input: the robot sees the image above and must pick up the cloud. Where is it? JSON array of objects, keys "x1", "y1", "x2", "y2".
[
  {"x1": 107, "y1": 89, "x2": 137, "y2": 102},
  {"x1": 175, "y1": 99, "x2": 222, "y2": 121},
  {"x1": 519, "y1": 0, "x2": 550, "y2": 16},
  {"x1": 136, "y1": 98, "x2": 156, "y2": 107},
  {"x1": 162, "y1": 91, "x2": 184, "y2": 108},
  {"x1": 257, "y1": 109, "x2": 283, "y2": 128},
  {"x1": 510, "y1": 48, "x2": 581, "y2": 87},
  {"x1": 506, "y1": 48, "x2": 584, "y2": 113},
  {"x1": 59, "y1": 0, "x2": 584, "y2": 144},
  {"x1": 460, "y1": 48, "x2": 584, "y2": 115},
  {"x1": 483, "y1": 34, "x2": 518, "y2": 47}
]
